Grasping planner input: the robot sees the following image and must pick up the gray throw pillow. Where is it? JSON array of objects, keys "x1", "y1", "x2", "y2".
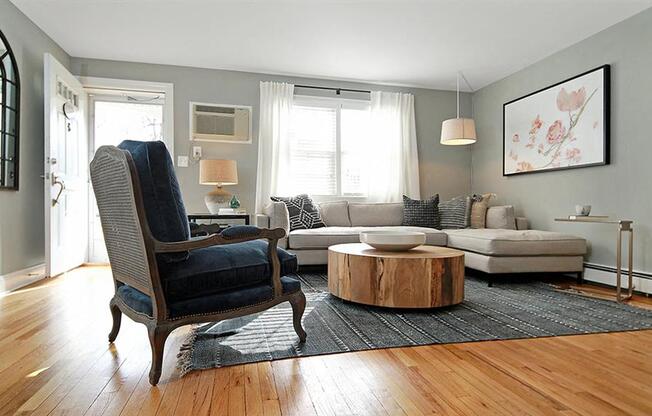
[
  {"x1": 270, "y1": 194, "x2": 326, "y2": 231},
  {"x1": 485, "y1": 205, "x2": 517, "y2": 230},
  {"x1": 402, "y1": 195, "x2": 440, "y2": 229},
  {"x1": 439, "y1": 196, "x2": 472, "y2": 229},
  {"x1": 318, "y1": 201, "x2": 351, "y2": 227}
]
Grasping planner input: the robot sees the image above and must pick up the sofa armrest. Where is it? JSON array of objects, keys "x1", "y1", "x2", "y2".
[
  {"x1": 263, "y1": 202, "x2": 290, "y2": 231},
  {"x1": 516, "y1": 217, "x2": 529, "y2": 230},
  {"x1": 262, "y1": 202, "x2": 290, "y2": 249},
  {"x1": 256, "y1": 214, "x2": 270, "y2": 228}
]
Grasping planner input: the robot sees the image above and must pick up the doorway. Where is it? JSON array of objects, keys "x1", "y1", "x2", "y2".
[{"x1": 84, "y1": 79, "x2": 174, "y2": 263}]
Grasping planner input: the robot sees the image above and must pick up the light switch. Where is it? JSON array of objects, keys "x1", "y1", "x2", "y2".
[
  {"x1": 192, "y1": 146, "x2": 202, "y2": 159},
  {"x1": 177, "y1": 155, "x2": 189, "y2": 167}
]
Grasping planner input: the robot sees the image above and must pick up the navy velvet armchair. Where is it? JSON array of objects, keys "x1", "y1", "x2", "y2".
[{"x1": 89, "y1": 140, "x2": 306, "y2": 385}]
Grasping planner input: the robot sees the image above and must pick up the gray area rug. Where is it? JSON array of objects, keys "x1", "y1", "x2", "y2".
[{"x1": 178, "y1": 272, "x2": 652, "y2": 374}]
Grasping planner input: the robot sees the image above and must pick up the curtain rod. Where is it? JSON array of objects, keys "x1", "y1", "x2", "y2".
[{"x1": 294, "y1": 84, "x2": 371, "y2": 95}]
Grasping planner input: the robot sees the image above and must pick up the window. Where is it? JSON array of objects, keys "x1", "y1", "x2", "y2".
[{"x1": 288, "y1": 97, "x2": 370, "y2": 197}]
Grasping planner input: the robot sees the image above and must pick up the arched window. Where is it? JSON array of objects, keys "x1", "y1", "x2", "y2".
[{"x1": 0, "y1": 29, "x2": 20, "y2": 190}]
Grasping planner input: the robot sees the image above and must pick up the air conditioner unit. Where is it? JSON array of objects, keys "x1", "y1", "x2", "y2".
[{"x1": 190, "y1": 102, "x2": 252, "y2": 143}]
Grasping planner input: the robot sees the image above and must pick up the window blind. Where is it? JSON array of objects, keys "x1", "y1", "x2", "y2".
[{"x1": 288, "y1": 105, "x2": 338, "y2": 195}]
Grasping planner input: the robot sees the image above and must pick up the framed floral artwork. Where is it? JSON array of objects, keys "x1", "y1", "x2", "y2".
[{"x1": 503, "y1": 65, "x2": 610, "y2": 176}]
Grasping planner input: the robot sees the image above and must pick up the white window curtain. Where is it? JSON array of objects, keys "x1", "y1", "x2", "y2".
[
  {"x1": 367, "y1": 91, "x2": 420, "y2": 202},
  {"x1": 254, "y1": 81, "x2": 294, "y2": 213}
]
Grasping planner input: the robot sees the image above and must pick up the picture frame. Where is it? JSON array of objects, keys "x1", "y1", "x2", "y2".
[{"x1": 503, "y1": 65, "x2": 610, "y2": 176}]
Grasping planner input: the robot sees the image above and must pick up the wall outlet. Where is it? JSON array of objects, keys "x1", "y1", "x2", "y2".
[
  {"x1": 177, "y1": 155, "x2": 189, "y2": 167},
  {"x1": 192, "y1": 146, "x2": 202, "y2": 159}
]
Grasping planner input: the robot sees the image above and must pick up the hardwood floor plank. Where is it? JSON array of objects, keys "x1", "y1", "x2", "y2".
[
  {"x1": 243, "y1": 364, "x2": 264, "y2": 416},
  {"x1": 227, "y1": 366, "x2": 246, "y2": 416},
  {"x1": 208, "y1": 368, "x2": 230, "y2": 416}
]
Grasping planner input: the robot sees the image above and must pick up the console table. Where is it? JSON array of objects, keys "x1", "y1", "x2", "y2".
[
  {"x1": 188, "y1": 213, "x2": 250, "y2": 236},
  {"x1": 554, "y1": 216, "x2": 633, "y2": 302},
  {"x1": 188, "y1": 213, "x2": 250, "y2": 225}
]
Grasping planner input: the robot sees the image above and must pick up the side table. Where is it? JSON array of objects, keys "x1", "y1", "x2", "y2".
[
  {"x1": 188, "y1": 213, "x2": 250, "y2": 236},
  {"x1": 555, "y1": 216, "x2": 633, "y2": 302}
]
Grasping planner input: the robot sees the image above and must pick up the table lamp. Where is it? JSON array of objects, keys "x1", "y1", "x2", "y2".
[{"x1": 199, "y1": 159, "x2": 238, "y2": 214}]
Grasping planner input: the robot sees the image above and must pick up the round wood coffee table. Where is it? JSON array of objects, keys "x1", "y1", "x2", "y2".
[{"x1": 328, "y1": 243, "x2": 465, "y2": 308}]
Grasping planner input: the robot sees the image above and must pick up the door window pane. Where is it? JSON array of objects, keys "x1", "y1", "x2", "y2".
[{"x1": 94, "y1": 101, "x2": 163, "y2": 150}]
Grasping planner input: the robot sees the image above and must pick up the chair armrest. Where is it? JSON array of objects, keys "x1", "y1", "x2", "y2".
[
  {"x1": 153, "y1": 225, "x2": 287, "y2": 297},
  {"x1": 154, "y1": 226, "x2": 285, "y2": 253}
]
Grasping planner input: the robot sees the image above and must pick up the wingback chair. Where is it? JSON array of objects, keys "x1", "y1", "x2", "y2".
[{"x1": 89, "y1": 140, "x2": 307, "y2": 385}]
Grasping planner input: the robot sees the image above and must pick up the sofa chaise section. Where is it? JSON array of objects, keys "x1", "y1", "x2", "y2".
[{"x1": 444, "y1": 228, "x2": 586, "y2": 277}]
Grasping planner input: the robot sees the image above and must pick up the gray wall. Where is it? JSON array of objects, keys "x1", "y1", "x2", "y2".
[
  {"x1": 471, "y1": 8, "x2": 652, "y2": 274},
  {"x1": 70, "y1": 58, "x2": 472, "y2": 215},
  {"x1": 0, "y1": 1, "x2": 71, "y2": 275}
]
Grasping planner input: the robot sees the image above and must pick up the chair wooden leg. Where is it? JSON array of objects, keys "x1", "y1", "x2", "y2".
[
  {"x1": 289, "y1": 292, "x2": 307, "y2": 342},
  {"x1": 108, "y1": 300, "x2": 122, "y2": 343},
  {"x1": 147, "y1": 326, "x2": 170, "y2": 385}
]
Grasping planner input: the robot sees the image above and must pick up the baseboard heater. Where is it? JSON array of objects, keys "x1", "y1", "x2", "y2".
[{"x1": 584, "y1": 262, "x2": 652, "y2": 281}]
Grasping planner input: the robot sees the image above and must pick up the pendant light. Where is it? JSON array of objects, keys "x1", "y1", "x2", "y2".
[{"x1": 440, "y1": 71, "x2": 477, "y2": 145}]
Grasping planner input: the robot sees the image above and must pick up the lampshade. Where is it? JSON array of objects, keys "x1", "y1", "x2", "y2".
[
  {"x1": 199, "y1": 159, "x2": 238, "y2": 186},
  {"x1": 440, "y1": 118, "x2": 477, "y2": 145}
]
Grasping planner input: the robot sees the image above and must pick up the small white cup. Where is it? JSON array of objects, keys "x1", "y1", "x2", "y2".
[{"x1": 575, "y1": 205, "x2": 591, "y2": 216}]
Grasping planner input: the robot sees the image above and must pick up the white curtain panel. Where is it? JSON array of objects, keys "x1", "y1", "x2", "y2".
[
  {"x1": 255, "y1": 81, "x2": 294, "y2": 214},
  {"x1": 368, "y1": 91, "x2": 420, "y2": 202}
]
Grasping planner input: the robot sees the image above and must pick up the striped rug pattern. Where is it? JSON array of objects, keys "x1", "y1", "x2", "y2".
[{"x1": 179, "y1": 272, "x2": 652, "y2": 373}]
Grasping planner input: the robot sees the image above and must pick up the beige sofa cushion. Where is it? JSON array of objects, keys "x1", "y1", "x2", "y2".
[
  {"x1": 348, "y1": 203, "x2": 403, "y2": 226},
  {"x1": 463, "y1": 252, "x2": 584, "y2": 274},
  {"x1": 445, "y1": 228, "x2": 586, "y2": 256},
  {"x1": 486, "y1": 205, "x2": 516, "y2": 230},
  {"x1": 288, "y1": 226, "x2": 447, "y2": 249},
  {"x1": 318, "y1": 201, "x2": 351, "y2": 227}
]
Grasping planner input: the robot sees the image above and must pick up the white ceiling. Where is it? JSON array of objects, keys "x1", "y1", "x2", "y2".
[{"x1": 11, "y1": 0, "x2": 652, "y2": 91}]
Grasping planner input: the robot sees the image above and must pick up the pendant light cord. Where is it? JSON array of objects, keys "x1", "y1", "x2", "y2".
[
  {"x1": 456, "y1": 71, "x2": 474, "y2": 119},
  {"x1": 456, "y1": 72, "x2": 460, "y2": 119}
]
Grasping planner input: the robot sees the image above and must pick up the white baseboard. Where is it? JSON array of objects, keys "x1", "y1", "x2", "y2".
[
  {"x1": 583, "y1": 263, "x2": 652, "y2": 295},
  {"x1": 0, "y1": 264, "x2": 46, "y2": 294}
]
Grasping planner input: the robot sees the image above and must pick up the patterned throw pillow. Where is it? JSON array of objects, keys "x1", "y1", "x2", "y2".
[
  {"x1": 270, "y1": 194, "x2": 326, "y2": 231},
  {"x1": 439, "y1": 196, "x2": 472, "y2": 229},
  {"x1": 402, "y1": 195, "x2": 440, "y2": 229},
  {"x1": 470, "y1": 193, "x2": 495, "y2": 228}
]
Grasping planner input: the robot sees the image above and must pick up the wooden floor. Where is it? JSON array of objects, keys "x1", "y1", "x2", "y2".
[{"x1": 1, "y1": 266, "x2": 651, "y2": 416}]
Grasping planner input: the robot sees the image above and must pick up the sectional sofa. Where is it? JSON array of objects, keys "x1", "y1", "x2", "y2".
[{"x1": 256, "y1": 201, "x2": 587, "y2": 281}]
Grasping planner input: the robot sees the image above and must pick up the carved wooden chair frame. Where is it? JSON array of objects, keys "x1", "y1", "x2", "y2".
[{"x1": 90, "y1": 146, "x2": 306, "y2": 385}]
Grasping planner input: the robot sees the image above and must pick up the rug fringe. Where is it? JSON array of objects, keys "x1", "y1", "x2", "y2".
[{"x1": 176, "y1": 325, "x2": 199, "y2": 377}]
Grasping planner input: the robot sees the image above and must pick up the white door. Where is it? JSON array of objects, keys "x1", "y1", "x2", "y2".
[{"x1": 44, "y1": 54, "x2": 88, "y2": 277}]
